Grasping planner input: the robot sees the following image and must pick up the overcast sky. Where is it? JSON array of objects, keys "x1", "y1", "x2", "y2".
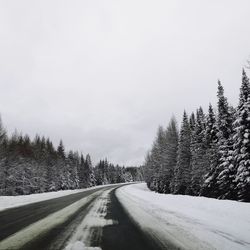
[{"x1": 0, "y1": 0, "x2": 250, "y2": 165}]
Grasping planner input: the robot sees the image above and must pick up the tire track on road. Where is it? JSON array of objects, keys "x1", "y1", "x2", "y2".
[{"x1": 0, "y1": 187, "x2": 107, "y2": 241}]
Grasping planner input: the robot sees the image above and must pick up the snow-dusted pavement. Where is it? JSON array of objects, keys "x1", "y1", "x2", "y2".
[
  {"x1": 0, "y1": 186, "x2": 108, "y2": 249},
  {"x1": 0, "y1": 183, "x2": 156, "y2": 250},
  {"x1": 0, "y1": 184, "x2": 120, "y2": 212},
  {"x1": 116, "y1": 183, "x2": 250, "y2": 250},
  {"x1": 65, "y1": 189, "x2": 117, "y2": 250},
  {"x1": 1, "y1": 183, "x2": 249, "y2": 250}
]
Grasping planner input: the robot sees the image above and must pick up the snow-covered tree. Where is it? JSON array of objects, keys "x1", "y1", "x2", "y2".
[
  {"x1": 200, "y1": 104, "x2": 219, "y2": 196},
  {"x1": 57, "y1": 140, "x2": 65, "y2": 159},
  {"x1": 233, "y1": 70, "x2": 250, "y2": 201},
  {"x1": 144, "y1": 151, "x2": 155, "y2": 189},
  {"x1": 189, "y1": 112, "x2": 196, "y2": 132},
  {"x1": 190, "y1": 107, "x2": 208, "y2": 195},
  {"x1": 162, "y1": 117, "x2": 179, "y2": 193},
  {"x1": 85, "y1": 154, "x2": 96, "y2": 187},
  {"x1": 217, "y1": 81, "x2": 234, "y2": 139},
  {"x1": 174, "y1": 111, "x2": 191, "y2": 194},
  {"x1": 0, "y1": 116, "x2": 7, "y2": 145},
  {"x1": 0, "y1": 116, "x2": 8, "y2": 195},
  {"x1": 148, "y1": 126, "x2": 166, "y2": 192},
  {"x1": 215, "y1": 81, "x2": 235, "y2": 199},
  {"x1": 202, "y1": 81, "x2": 234, "y2": 199},
  {"x1": 78, "y1": 154, "x2": 86, "y2": 188},
  {"x1": 204, "y1": 104, "x2": 218, "y2": 147}
]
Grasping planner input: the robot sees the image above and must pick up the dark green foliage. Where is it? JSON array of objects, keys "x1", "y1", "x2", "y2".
[
  {"x1": 94, "y1": 160, "x2": 143, "y2": 185},
  {"x1": 0, "y1": 114, "x2": 141, "y2": 195},
  {"x1": 143, "y1": 118, "x2": 179, "y2": 194},
  {"x1": 0, "y1": 130, "x2": 83, "y2": 195},
  {"x1": 190, "y1": 107, "x2": 208, "y2": 195},
  {"x1": 233, "y1": 70, "x2": 250, "y2": 201},
  {"x1": 202, "y1": 81, "x2": 235, "y2": 199},
  {"x1": 144, "y1": 70, "x2": 250, "y2": 202},
  {"x1": 174, "y1": 111, "x2": 191, "y2": 194}
]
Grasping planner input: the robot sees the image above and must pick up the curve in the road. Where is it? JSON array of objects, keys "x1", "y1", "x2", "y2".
[
  {"x1": 0, "y1": 186, "x2": 112, "y2": 241},
  {"x1": 100, "y1": 187, "x2": 164, "y2": 250},
  {"x1": 0, "y1": 184, "x2": 169, "y2": 250}
]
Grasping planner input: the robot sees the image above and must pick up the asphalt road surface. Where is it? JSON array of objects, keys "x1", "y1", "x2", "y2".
[{"x1": 0, "y1": 184, "x2": 165, "y2": 250}]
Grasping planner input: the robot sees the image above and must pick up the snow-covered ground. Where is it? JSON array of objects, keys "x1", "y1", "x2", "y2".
[
  {"x1": 116, "y1": 183, "x2": 250, "y2": 250},
  {"x1": 0, "y1": 184, "x2": 119, "y2": 212}
]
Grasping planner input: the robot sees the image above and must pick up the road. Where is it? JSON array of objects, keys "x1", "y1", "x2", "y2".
[{"x1": 0, "y1": 184, "x2": 165, "y2": 250}]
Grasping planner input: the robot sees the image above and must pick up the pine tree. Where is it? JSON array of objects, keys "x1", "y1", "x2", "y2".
[
  {"x1": 0, "y1": 116, "x2": 8, "y2": 195},
  {"x1": 200, "y1": 104, "x2": 219, "y2": 196},
  {"x1": 143, "y1": 152, "x2": 154, "y2": 189},
  {"x1": 45, "y1": 138, "x2": 57, "y2": 191},
  {"x1": 189, "y1": 112, "x2": 196, "y2": 132},
  {"x1": 0, "y1": 116, "x2": 7, "y2": 144},
  {"x1": 233, "y1": 70, "x2": 250, "y2": 201},
  {"x1": 204, "y1": 104, "x2": 218, "y2": 147},
  {"x1": 190, "y1": 107, "x2": 207, "y2": 195},
  {"x1": 143, "y1": 119, "x2": 178, "y2": 193},
  {"x1": 57, "y1": 140, "x2": 65, "y2": 159},
  {"x1": 162, "y1": 117, "x2": 179, "y2": 193},
  {"x1": 85, "y1": 154, "x2": 96, "y2": 187},
  {"x1": 78, "y1": 154, "x2": 86, "y2": 188},
  {"x1": 56, "y1": 140, "x2": 69, "y2": 190},
  {"x1": 0, "y1": 114, "x2": 98, "y2": 195},
  {"x1": 174, "y1": 111, "x2": 191, "y2": 194},
  {"x1": 202, "y1": 81, "x2": 234, "y2": 198},
  {"x1": 216, "y1": 81, "x2": 235, "y2": 199},
  {"x1": 148, "y1": 126, "x2": 166, "y2": 192},
  {"x1": 217, "y1": 81, "x2": 233, "y2": 139}
]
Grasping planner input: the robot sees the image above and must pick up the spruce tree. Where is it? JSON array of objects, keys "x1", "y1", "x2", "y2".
[
  {"x1": 216, "y1": 81, "x2": 235, "y2": 199},
  {"x1": 202, "y1": 81, "x2": 234, "y2": 199},
  {"x1": 45, "y1": 138, "x2": 57, "y2": 191},
  {"x1": 162, "y1": 117, "x2": 179, "y2": 193},
  {"x1": 143, "y1": 152, "x2": 154, "y2": 189},
  {"x1": 0, "y1": 116, "x2": 7, "y2": 144},
  {"x1": 217, "y1": 81, "x2": 233, "y2": 139},
  {"x1": 149, "y1": 126, "x2": 166, "y2": 192},
  {"x1": 190, "y1": 107, "x2": 207, "y2": 195},
  {"x1": 0, "y1": 116, "x2": 7, "y2": 195},
  {"x1": 174, "y1": 111, "x2": 191, "y2": 194},
  {"x1": 204, "y1": 104, "x2": 218, "y2": 147},
  {"x1": 85, "y1": 154, "x2": 96, "y2": 187},
  {"x1": 189, "y1": 112, "x2": 196, "y2": 132},
  {"x1": 233, "y1": 70, "x2": 250, "y2": 201},
  {"x1": 57, "y1": 140, "x2": 65, "y2": 159},
  {"x1": 200, "y1": 104, "x2": 219, "y2": 196},
  {"x1": 78, "y1": 154, "x2": 86, "y2": 188}
]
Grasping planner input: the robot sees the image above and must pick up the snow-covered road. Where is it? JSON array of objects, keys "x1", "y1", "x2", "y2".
[
  {"x1": 0, "y1": 184, "x2": 120, "y2": 212},
  {"x1": 1, "y1": 183, "x2": 249, "y2": 250},
  {"x1": 0, "y1": 184, "x2": 157, "y2": 250},
  {"x1": 65, "y1": 189, "x2": 117, "y2": 250},
  {"x1": 117, "y1": 183, "x2": 250, "y2": 250},
  {"x1": 0, "y1": 187, "x2": 106, "y2": 249}
]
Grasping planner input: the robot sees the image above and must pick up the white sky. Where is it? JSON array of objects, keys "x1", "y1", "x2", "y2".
[{"x1": 0, "y1": 0, "x2": 250, "y2": 165}]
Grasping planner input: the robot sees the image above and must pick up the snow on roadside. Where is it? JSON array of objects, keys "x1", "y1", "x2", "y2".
[
  {"x1": 0, "y1": 190, "x2": 103, "y2": 250},
  {"x1": 116, "y1": 183, "x2": 250, "y2": 250},
  {"x1": 0, "y1": 184, "x2": 121, "y2": 212},
  {"x1": 65, "y1": 188, "x2": 117, "y2": 250}
]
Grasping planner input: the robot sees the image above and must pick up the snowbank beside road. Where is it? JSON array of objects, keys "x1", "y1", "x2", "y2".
[
  {"x1": 117, "y1": 183, "x2": 250, "y2": 250},
  {"x1": 0, "y1": 184, "x2": 120, "y2": 212}
]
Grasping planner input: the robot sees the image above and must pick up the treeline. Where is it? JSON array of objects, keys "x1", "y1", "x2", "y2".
[
  {"x1": 143, "y1": 70, "x2": 250, "y2": 202},
  {"x1": 95, "y1": 160, "x2": 143, "y2": 185},
  {"x1": 0, "y1": 120, "x2": 142, "y2": 195}
]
